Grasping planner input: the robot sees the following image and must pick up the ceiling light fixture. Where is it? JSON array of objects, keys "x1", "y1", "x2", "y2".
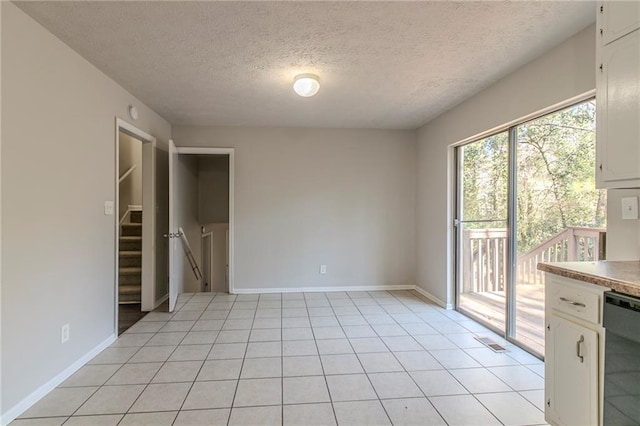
[{"x1": 293, "y1": 74, "x2": 320, "y2": 97}]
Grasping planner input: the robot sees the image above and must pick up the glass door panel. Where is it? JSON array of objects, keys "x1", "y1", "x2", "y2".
[
  {"x1": 456, "y1": 131, "x2": 509, "y2": 333},
  {"x1": 514, "y1": 100, "x2": 604, "y2": 356}
]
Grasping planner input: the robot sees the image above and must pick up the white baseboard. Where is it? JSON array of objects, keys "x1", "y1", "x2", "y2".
[
  {"x1": 413, "y1": 285, "x2": 453, "y2": 309},
  {"x1": 154, "y1": 293, "x2": 169, "y2": 309},
  {"x1": 1, "y1": 334, "x2": 117, "y2": 426},
  {"x1": 231, "y1": 284, "x2": 454, "y2": 309},
  {"x1": 232, "y1": 284, "x2": 416, "y2": 294}
]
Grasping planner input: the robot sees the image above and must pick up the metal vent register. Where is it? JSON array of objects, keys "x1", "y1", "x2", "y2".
[{"x1": 474, "y1": 336, "x2": 507, "y2": 352}]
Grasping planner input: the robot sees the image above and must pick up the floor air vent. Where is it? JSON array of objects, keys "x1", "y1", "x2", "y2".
[{"x1": 474, "y1": 337, "x2": 507, "y2": 352}]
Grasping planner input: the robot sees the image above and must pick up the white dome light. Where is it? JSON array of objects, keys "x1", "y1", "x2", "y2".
[{"x1": 293, "y1": 74, "x2": 320, "y2": 97}]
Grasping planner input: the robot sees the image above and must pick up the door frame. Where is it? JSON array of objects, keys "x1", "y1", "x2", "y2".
[
  {"x1": 452, "y1": 135, "x2": 511, "y2": 336},
  {"x1": 201, "y1": 231, "x2": 213, "y2": 292},
  {"x1": 450, "y1": 91, "x2": 596, "y2": 357},
  {"x1": 115, "y1": 118, "x2": 156, "y2": 334},
  {"x1": 174, "y1": 147, "x2": 235, "y2": 294}
]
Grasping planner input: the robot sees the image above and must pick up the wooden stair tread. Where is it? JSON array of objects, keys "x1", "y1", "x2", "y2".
[
  {"x1": 119, "y1": 251, "x2": 142, "y2": 257},
  {"x1": 119, "y1": 267, "x2": 142, "y2": 274},
  {"x1": 119, "y1": 285, "x2": 141, "y2": 294}
]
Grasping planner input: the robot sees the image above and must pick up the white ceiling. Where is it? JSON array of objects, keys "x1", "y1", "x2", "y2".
[{"x1": 16, "y1": 1, "x2": 595, "y2": 129}]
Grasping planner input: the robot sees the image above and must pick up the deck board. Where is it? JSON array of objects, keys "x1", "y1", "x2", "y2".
[{"x1": 459, "y1": 284, "x2": 545, "y2": 356}]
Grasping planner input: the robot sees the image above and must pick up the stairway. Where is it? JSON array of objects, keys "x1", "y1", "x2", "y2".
[{"x1": 119, "y1": 210, "x2": 142, "y2": 304}]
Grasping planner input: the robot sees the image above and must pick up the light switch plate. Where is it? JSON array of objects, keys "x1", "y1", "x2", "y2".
[
  {"x1": 104, "y1": 201, "x2": 114, "y2": 216},
  {"x1": 622, "y1": 196, "x2": 638, "y2": 220}
]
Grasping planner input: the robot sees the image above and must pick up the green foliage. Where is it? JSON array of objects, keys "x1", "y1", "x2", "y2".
[
  {"x1": 460, "y1": 100, "x2": 605, "y2": 253},
  {"x1": 460, "y1": 131, "x2": 509, "y2": 226}
]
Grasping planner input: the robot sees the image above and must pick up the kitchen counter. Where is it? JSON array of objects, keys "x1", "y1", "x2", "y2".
[{"x1": 537, "y1": 261, "x2": 640, "y2": 297}]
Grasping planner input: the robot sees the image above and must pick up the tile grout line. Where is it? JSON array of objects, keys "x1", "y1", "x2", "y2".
[
  {"x1": 223, "y1": 292, "x2": 254, "y2": 425},
  {"x1": 118, "y1": 293, "x2": 198, "y2": 424},
  {"x1": 171, "y1": 292, "x2": 231, "y2": 426},
  {"x1": 305, "y1": 293, "x2": 339, "y2": 426},
  {"x1": 73, "y1": 294, "x2": 191, "y2": 426},
  {"x1": 280, "y1": 293, "x2": 284, "y2": 426},
  {"x1": 396, "y1": 291, "x2": 539, "y2": 425},
  {"x1": 18, "y1": 290, "x2": 546, "y2": 426},
  {"x1": 327, "y1": 290, "x2": 393, "y2": 424}
]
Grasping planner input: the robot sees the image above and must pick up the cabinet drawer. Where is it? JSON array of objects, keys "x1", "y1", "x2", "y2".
[{"x1": 549, "y1": 281, "x2": 601, "y2": 324}]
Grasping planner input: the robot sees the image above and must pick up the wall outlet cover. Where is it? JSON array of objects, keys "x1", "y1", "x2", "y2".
[
  {"x1": 61, "y1": 324, "x2": 70, "y2": 344},
  {"x1": 319, "y1": 265, "x2": 327, "y2": 274}
]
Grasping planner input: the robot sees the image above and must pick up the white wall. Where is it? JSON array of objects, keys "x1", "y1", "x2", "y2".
[
  {"x1": 198, "y1": 155, "x2": 229, "y2": 224},
  {"x1": 1, "y1": 2, "x2": 171, "y2": 419},
  {"x1": 174, "y1": 154, "x2": 202, "y2": 293},
  {"x1": 172, "y1": 126, "x2": 417, "y2": 292},
  {"x1": 416, "y1": 25, "x2": 597, "y2": 306},
  {"x1": 118, "y1": 132, "x2": 143, "y2": 220},
  {"x1": 605, "y1": 189, "x2": 640, "y2": 260}
]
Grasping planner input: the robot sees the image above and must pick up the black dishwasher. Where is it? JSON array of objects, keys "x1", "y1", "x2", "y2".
[{"x1": 603, "y1": 291, "x2": 640, "y2": 425}]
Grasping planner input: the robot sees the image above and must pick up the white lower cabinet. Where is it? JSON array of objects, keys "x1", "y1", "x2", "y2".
[
  {"x1": 547, "y1": 314, "x2": 598, "y2": 425},
  {"x1": 545, "y1": 274, "x2": 607, "y2": 426}
]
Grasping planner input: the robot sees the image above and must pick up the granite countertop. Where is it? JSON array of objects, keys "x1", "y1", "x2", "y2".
[{"x1": 537, "y1": 261, "x2": 640, "y2": 297}]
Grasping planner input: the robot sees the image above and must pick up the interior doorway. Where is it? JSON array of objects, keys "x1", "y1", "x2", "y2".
[
  {"x1": 115, "y1": 119, "x2": 156, "y2": 334},
  {"x1": 167, "y1": 145, "x2": 234, "y2": 311}
]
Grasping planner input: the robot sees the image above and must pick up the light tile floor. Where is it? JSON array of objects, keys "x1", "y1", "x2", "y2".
[{"x1": 13, "y1": 290, "x2": 546, "y2": 425}]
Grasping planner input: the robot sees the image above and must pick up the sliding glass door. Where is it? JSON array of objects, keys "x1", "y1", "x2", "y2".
[
  {"x1": 455, "y1": 99, "x2": 604, "y2": 357},
  {"x1": 456, "y1": 131, "x2": 509, "y2": 333}
]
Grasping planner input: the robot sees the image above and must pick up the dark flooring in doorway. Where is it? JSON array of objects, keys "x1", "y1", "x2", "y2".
[
  {"x1": 118, "y1": 300, "x2": 170, "y2": 335},
  {"x1": 118, "y1": 304, "x2": 146, "y2": 335}
]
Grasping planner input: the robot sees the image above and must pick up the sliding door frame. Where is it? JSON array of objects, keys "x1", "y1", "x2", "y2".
[{"x1": 452, "y1": 91, "x2": 596, "y2": 356}]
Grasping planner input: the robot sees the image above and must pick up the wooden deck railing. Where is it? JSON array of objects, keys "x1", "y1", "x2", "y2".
[
  {"x1": 462, "y1": 226, "x2": 606, "y2": 293},
  {"x1": 462, "y1": 228, "x2": 508, "y2": 293}
]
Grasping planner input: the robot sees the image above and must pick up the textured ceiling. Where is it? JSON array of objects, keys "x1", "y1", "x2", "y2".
[{"x1": 15, "y1": 1, "x2": 595, "y2": 129}]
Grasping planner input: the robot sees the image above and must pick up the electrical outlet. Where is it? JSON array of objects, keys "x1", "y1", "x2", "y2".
[
  {"x1": 61, "y1": 324, "x2": 70, "y2": 344},
  {"x1": 319, "y1": 265, "x2": 327, "y2": 275}
]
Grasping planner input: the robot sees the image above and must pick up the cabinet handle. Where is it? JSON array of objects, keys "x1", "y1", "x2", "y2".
[
  {"x1": 577, "y1": 335, "x2": 585, "y2": 363},
  {"x1": 559, "y1": 297, "x2": 586, "y2": 308}
]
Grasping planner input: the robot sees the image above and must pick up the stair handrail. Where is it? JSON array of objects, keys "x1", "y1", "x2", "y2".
[
  {"x1": 178, "y1": 226, "x2": 203, "y2": 281},
  {"x1": 119, "y1": 165, "x2": 136, "y2": 184}
]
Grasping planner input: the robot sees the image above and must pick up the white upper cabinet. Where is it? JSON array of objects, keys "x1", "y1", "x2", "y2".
[
  {"x1": 599, "y1": 1, "x2": 640, "y2": 45},
  {"x1": 596, "y1": 2, "x2": 640, "y2": 188}
]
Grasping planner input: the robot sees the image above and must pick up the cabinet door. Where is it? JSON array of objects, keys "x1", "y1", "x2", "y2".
[
  {"x1": 597, "y1": 29, "x2": 640, "y2": 188},
  {"x1": 547, "y1": 315, "x2": 598, "y2": 425},
  {"x1": 600, "y1": 1, "x2": 640, "y2": 45}
]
